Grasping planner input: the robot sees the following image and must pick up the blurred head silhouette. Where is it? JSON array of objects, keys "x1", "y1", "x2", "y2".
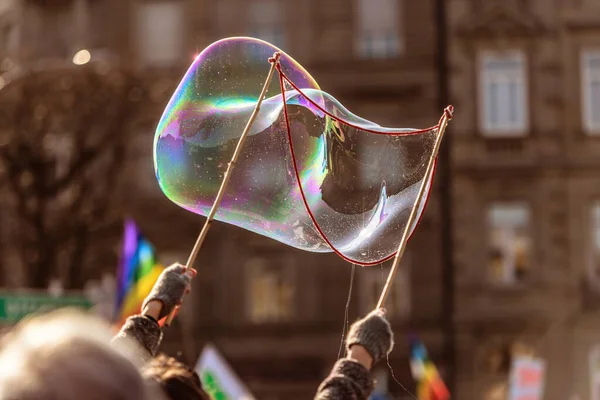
[
  {"x1": 0, "y1": 308, "x2": 164, "y2": 400},
  {"x1": 143, "y1": 354, "x2": 210, "y2": 400}
]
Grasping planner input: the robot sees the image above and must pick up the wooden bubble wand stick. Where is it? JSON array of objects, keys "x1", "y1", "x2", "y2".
[
  {"x1": 164, "y1": 52, "x2": 282, "y2": 326},
  {"x1": 376, "y1": 105, "x2": 454, "y2": 310}
]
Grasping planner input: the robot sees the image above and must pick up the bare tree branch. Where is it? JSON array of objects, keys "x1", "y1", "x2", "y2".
[{"x1": 0, "y1": 63, "x2": 148, "y2": 289}]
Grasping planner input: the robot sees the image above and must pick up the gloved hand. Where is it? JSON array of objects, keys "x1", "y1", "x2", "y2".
[
  {"x1": 346, "y1": 309, "x2": 394, "y2": 364},
  {"x1": 142, "y1": 263, "x2": 195, "y2": 321}
]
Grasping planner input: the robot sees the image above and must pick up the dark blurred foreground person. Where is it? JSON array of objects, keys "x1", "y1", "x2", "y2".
[
  {"x1": 0, "y1": 308, "x2": 165, "y2": 400},
  {"x1": 143, "y1": 354, "x2": 210, "y2": 400},
  {"x1": 315, "y1": 309, "x2": 394, "y2": 400}
]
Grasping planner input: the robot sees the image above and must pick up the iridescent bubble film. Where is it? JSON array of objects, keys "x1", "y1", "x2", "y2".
[{"x1": 154, "y1": 37, "x2": 438, "y2": 264}]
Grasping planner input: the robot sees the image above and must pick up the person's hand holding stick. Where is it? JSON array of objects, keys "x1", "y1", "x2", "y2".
[{"x1": 142, "y1": 263, "x2": 197, "y2": 327}]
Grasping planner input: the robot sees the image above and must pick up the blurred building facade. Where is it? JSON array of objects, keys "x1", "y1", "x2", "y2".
[
  {"x1": 7, "y1": 0, "x2": 600, "y2": 399},
  {"x1": 449, "y1": 0, "x2": 600, "y2": 399},
  {"x1": 0, "y1": 0, "x2": 444, "y2": 399}
]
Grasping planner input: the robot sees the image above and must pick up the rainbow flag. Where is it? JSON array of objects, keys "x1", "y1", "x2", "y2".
[
  {"x1": 410, "y1": 338, "x2": 450, "y2": 400},
  {"x1": 114, "y1": 218, "x2": 164, "y2": 324}
]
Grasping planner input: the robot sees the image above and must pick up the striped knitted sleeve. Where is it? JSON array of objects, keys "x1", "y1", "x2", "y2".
[
  {"x1": 315, "y1": 359, "x2": 375, "y2": 400},
  {"x1": 111, "y1": 315, "x2": 163, "y2": 363}
]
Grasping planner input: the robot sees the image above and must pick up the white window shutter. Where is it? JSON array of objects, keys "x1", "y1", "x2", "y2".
[
  {"x1": 582, "y1": 51, "x2": 600, "y2": 134},
  {"x1": 480, "y1": 51, "x2": 528, "y2": 136},
  {"x1": 355, "y1": 0, "x2": 401, "y2": 59},
  {"x1": 247, "y1": 0, "x2": 285, "y2": 49},
  {"x1": 588, "y1": 204, "x2": 600, "y2": 290}
]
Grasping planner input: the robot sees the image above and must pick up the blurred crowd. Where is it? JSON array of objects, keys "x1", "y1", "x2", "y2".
[{"x1": 0, "y1": 264, "x2": 395, "y2": 400}]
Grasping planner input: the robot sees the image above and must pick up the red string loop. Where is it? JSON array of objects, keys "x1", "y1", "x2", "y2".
[
  {"x1": 273, "y1": 62, "x2": 439, "y2": 267},
  {"x1": 268, "y1": 52, "x2": 281, "y2": 65},
  {"x1": 445, "y1": 105, "x2": 454, "y2": 119}
]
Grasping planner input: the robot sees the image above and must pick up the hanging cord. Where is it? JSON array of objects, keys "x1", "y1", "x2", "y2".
[
  {"x1": 387, "y1": 351, "x2": 419, "y2": 400},
  {"x1": 337, "y1": 264, "x2": 356, "y2": 360},
  {"x1": 377, "y1": 262, "x2": 418, "y2": 400}
]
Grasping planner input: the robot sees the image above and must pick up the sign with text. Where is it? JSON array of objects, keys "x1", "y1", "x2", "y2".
[
  {"x1": 508, "y1": 356, "x2": 546, "y2": 400},
  {"x1": 0, "y1": 291, "x2": 92, "y2": 323}
]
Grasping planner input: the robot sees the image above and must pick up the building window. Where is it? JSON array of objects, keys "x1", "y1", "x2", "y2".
[
  {"x1": 589, "y1": 204, "x2": 600, "y2": 289},
  {"x1": 582, "y1": 50, "x2": 600, "y2": 134},
  {"x1": 487, "y1": 202, "x2": 531, "y2": 285},
  {"x1": 361, "y1": 258, "x2": 410, "y2": 319},
  {"x1": 0, "y1": 24, "x2": 14, "y2": 70},
  {"x1": 0, "y1": 12, "x2": 18, "y2": 63},
  {"x1": 247, "y1": 0, "x2": 285, "y2": 49},
  {"x1": 479, "y1": 51, "x2": 528, "y2": 136},
  {"x1": 590, "y1": 345, "x2": 600, "y2": 400},
  {"x1": 135, "y1": 1, "x2": 184, "y2": 66},
  {"x1": 245, "y1": 256, "x2": 295, "y2": 323},
  {"x1": 355, "y1": 0, "x2": 401, "y2": 59}
]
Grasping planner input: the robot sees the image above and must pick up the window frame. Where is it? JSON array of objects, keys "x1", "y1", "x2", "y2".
[
  {"x1": 354, "y1": 0, "x2": 402, "y2": 59},
  {"x1": 588, "y1": 202, "x2": 600, "y2": 290},
  {"x1": 591, "y1": 345, "x2": 600, "y2": 400},
  {"x1": 134, "y1": 0, "x2": 185, "y2": 67},
  {"x1": 486, "y1": 201, "x2": 532, "y2": 286},
  {"x1": 0, "y1": 15, "x2": 18, "y2": 60},
  {"x1": 581, "y1": 49, "x2": 600, "y2": 135},
  {"x1": 246, "y1": 0, "x2": 286, "y2": 50},
  {"x1": 478, "y1": 50, "x2": 529, "y2": 137},
  {"x1": 244, "y1": 255, "x2": 296, "y2": 324}
]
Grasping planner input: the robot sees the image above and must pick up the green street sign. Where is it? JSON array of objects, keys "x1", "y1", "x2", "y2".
[{"x1": 0, "y1": 291, "x2": 93, "y2": 323}]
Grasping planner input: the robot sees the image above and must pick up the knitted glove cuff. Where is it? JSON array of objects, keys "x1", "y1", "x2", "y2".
[
  {"x1": 346, "y1": 309, "x2": 394, "y2": 363},
  {"x1": 142, "y1": 264, "x2": 191, "y2": 320},
  {"x1": 112, "y1": 315, "x2": 163, "y2": 361}
]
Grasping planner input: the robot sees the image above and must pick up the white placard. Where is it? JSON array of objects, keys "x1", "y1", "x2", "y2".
[
  {"x1": 508, "y1": 356, "x2": 546, "y2": 400},
  {"x1": 195, "y1": 344, "x2": 255, "y2": 400}
]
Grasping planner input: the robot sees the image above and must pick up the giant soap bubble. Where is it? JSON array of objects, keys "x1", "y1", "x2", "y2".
[{"x1": 154, "y1": 37, "x2": 439, "y2": 265}]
